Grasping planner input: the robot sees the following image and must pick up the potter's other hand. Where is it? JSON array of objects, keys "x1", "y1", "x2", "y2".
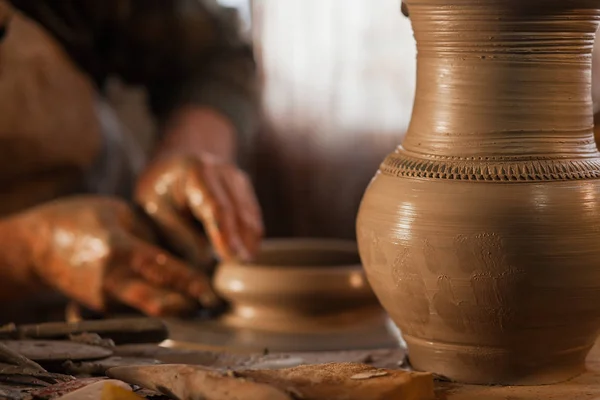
[
  {"x1": 9, "y1": 197, "x2": 218, "y2": 316},
  {"x1": 136, "y1": 107, "x2": 263, "y2": 265},
  {"x1": 136, "y1": 154, "x2": 263, "y2": 265}
]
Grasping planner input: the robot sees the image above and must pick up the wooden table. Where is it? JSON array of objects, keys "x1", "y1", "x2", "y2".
[{"x1": 437, "y1": 340, "x2": 600, "y2": 399}]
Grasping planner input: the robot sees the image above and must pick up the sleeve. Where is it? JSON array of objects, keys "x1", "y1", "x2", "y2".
[{"x1": 113, "y1": 0, "x2": 259, "y2": 139}]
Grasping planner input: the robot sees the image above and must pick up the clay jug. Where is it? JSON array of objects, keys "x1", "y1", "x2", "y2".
[{"x1": 357, "y1": 0, "x2": 600, "y2": 385}]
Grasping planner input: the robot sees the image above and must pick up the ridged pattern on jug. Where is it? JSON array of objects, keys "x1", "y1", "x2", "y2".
[{"x1": 380, "y1": 151, "x2": 600, "y2": 181}]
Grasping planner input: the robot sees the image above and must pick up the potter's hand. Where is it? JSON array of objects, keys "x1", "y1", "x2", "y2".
[
  {"x1": 13, "y1": 196, "x2": 218, "y2": 316},
  {"x1": 135, "y1": 154, "x2": 263, "y2": 265},
  {"x1": 136, "y1": 107, "x2": 263, "y2": 265}
]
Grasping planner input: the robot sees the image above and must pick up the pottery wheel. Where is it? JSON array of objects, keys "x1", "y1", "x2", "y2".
[
  {"x1": 177, "y1": 239, "x2": 400, "y2": 352},
  {"x1": 0, "y1": 340, "x2": 113, "y2": 362},
  {"x1": 162, "y1": 315, "x2": 399, "y2": 353}
]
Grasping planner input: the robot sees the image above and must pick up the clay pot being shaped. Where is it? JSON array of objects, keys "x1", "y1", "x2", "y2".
[
  {"x1": 357, "y1": 0, "x2": 600, "y2": 385},
  {"x1": 213, "y1": 239, "x2": 386, "y2": 333}
]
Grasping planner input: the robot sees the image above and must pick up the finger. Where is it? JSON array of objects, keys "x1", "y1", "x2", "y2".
[
  {"x1": 127, "y1": 237, "x2": 221, "y2": 308},
  {"x1": 226, "y1": 167, "x2": 264, "y2": 235},
  {"x1": 138, "y1": 197, "x2": 213, "y2": 267},
  {"x1": 185, "y1": 162, "x2": 249, "y2": 262},
  {"x1": 219, "y1": 166, "x2": 264, "y2": 259},
  {"x1": 105, "y1": 269, "x2": 196, "y2": 317}
]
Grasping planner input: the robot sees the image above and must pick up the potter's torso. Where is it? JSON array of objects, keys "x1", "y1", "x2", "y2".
[
  {"x1": 0, "y1": 3, "x2": 102, "y2": 216},
  {"x1": 0, "y1": 3, "x2": 146, "y2": 216}
]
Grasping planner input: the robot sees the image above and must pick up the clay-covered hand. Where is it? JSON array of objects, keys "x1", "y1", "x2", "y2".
[
  {"x1": 135, "y1": 154, "x2": 264, "y2": 265},
  {"x1": 11, "y1": 196, "x2": 219, "y2": 316}
]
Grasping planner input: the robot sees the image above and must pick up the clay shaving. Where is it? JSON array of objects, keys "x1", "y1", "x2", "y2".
[{"x1": 350, "y1": 370, "x2": 389, "y2": 380}]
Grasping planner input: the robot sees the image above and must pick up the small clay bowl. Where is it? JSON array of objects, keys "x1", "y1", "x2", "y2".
[{"x1": 213, "y1": 238, "x2": 385, "y2": 333}]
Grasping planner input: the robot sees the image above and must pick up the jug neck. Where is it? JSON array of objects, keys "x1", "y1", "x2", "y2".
[{"x1": 402, "y1": 2, "x2": 600, "y2": 159}]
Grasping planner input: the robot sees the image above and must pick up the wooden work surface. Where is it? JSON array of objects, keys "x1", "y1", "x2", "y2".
[
  {"x1": 436, "y1": 339, "x2": 600, "y2": 400},
  {"x1": 120, "y1": 337, "x2": 600, "y2": 400}
]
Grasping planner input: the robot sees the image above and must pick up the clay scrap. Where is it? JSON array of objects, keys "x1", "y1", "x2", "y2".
[
  {"x1": 0, "y1": 342, "x2": 46, "y2": 372},
  {"x1": 0, "y1": 341, "x2": 113, "y2": 364},
  {"x1": 239, "y1": 363, "x2": 434, "y2": 400},
  {"x1": 107, "y1": 363, "x2": 435, "y2": 400},
  {"x1": 107, "y1": 364, "x2": 293, "y2": 400}
]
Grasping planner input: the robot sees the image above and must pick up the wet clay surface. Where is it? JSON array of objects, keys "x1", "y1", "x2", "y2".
[{"x1": 356, "y1": 0, "x2": 600, "y2": 385}]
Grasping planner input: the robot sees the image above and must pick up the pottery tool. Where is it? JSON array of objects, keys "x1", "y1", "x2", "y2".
[
  {"x1": 0, "y1": 340, "x2": 113, "y2": 364},
  {"x1": 0, "y1": 318, "x2": 168, "y2": 345}
]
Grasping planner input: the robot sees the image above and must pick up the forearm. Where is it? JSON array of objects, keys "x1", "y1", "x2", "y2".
[
  {"x1": 151, "y1": 50, "x2": 258, "y2": 164},
  {"x1": 154, "y1": 106, "x2": 239, "y2": 162}
]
